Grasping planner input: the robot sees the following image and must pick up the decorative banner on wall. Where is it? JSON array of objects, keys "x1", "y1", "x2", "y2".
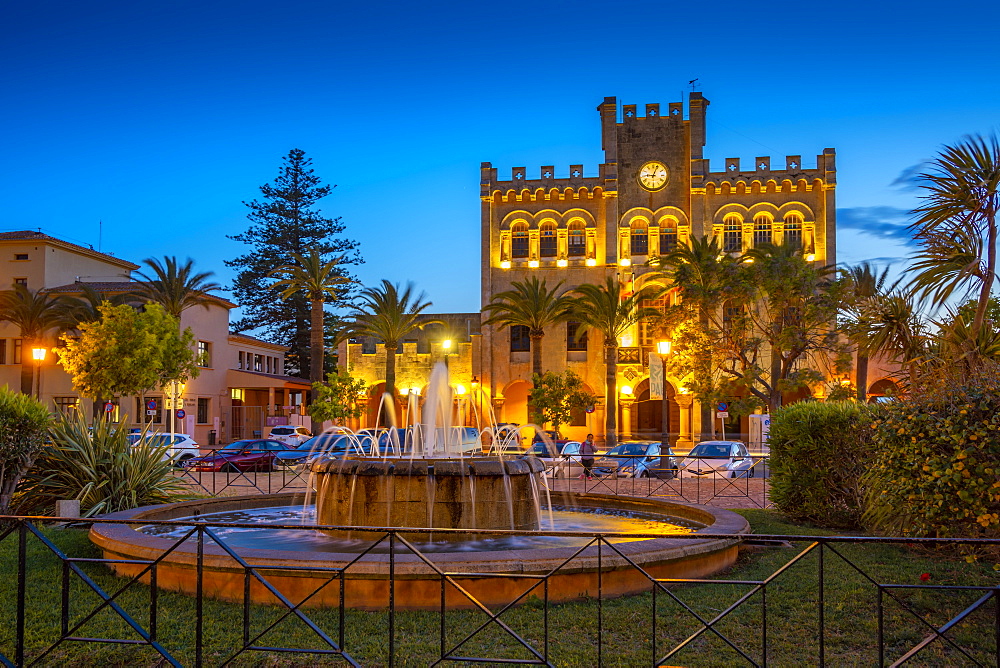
[{"x1": 649, "y1": 353, "x2": 664, "y2": 400}]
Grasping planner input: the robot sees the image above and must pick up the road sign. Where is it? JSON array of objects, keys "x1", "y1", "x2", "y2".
[
  {"x1": 104, "y1": 402, "x2": 114, "y2": 413},
  {"x1": 165, "y1": 398, "x2": 184, "y2": 410},
  {"x1": 175, "y1": 409, "x2": 186, "y2": 420},
  {"x1": 146, "y1": 410, "x2": 156, "y2": 416},
  {"x1": 146, "y1": 399, "x2": 157, "y2": 410},
  {"x1": 717, "y1": 401, "x2": 728, "y2": 412},
  {"x1": 717, "y1": 411, "x2": 729, "y2": 418}
]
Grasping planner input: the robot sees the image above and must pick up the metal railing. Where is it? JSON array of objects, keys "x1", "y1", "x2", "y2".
[{"x1": 0, "y1": 516, "x2": 996, "y2": 666}]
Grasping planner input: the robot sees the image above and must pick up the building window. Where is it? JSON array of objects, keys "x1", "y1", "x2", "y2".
[
  {"x1": 13, "y1": 278, "x2": 26, "y2": 287},
  {"x1": 659, "y1": 221, "x2": 677, "y2": 254},
  {"x1": 568, "y1": 221, "x2": 586, "y2": 256},
  {"x1": 0, "y1": 339, "x2": 5, "y2": 364},
  {"x1": 136, "y1": 397, "x2": 163, "y2": 423},
  {"x1": 14, "y1": 253, "x2": 27, "y2": 261},
  {"x1": 511, "y1": 223, "x2": 529, "y2": 258},
  {"x1": 539, "y1": 223, "x2": 557, "y2": 257},
  {"x1": 784, "y1": 213, "x2": 803, "y2": 249},
  {"x1": 753, "y1": 214, "x2": 772, "y2": 247},
  {"x1": 566, "y1": 321, "x2": 588, "y2": 351},
  {"x1": 723, "y1": 301, "x2": 745, "y2": 333},
  {"x1": 266, "y1": 356, "x2": 272, "y2": 374},
  {"x1": 254, "y1": 354, "x2": 263, "y2": 372},
  {"x1": 197, "y1": 341, "x2": 211, "y2": 368},
  {"x1": 510, "y1": 325, "x2": 530, "y2": 352},
  {"x1": 13, "y1": 339, "x2": 21, "y2": 364},
  {"x1": 630, "y1": 221, "x2": 648, "y2": 255},
  {"x1": 53, "y1": 396, "x2": 79, "y2": 415},
  {"x1": 197, "y1": 397, "x2": 210, "y2": 424},
  {"x1": 638, "y1": 296, "x2": 668, "y2": 347},
  {"x1": 723, "y1": 215, "x2": 742, "y2": 253},
  {"x1": 361, "y1": 338, "x2": 376, "y2": 354}
]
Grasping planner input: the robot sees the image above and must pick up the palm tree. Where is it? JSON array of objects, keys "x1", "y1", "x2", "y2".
[
  {"x1": 270, "y1": 249, "x2": 351, "y2": 383},
  {"x1": 482, "y1": 277, "x2": 573, "y2": 378},
  {"x1": 60, "y1": 283, "x2": 135, "y2": 330},
  {"x1": 568, "y1": 276, "x2": 662, "y2": 449},
  {"x1": 840, "y1": 262, "x2": 891, "y2": 402},
  {"x1": 131, "y1": 256, "x2": 223, "y2": 320},
  {"x1": 858, "y1": 291, "x2": 927, "y2": 389},
  {"x1": 0, "y1": 286, "x2": 69, "y2": 395},
  {"x1": 907, "y1": 133, "x2": 1000, "y2": 343},
  {"x1": 350, "y1": 281, "x2": 438, "y2": 423}
]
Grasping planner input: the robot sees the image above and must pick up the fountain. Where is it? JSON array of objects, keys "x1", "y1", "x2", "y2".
[{"x1": 90, "y1": 362, "x2": 750, "y2": 609}]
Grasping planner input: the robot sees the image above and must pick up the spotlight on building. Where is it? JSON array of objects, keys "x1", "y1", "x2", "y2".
[
  {"x1": 620, "y1": 385, "x2": 633, "y2": 396},
  {"x1": 500, "y1": 260, "x2": 511, "y2": 269},
  {"x1": 528, "y1": 260, "x2": 539, "y2": 268},
  {"x1": 556, "y1": 258, "x2": 568, "y2": 267},
  {"x1": 618, "y1": 258, "x2": 631, "y2": 267},
  {"x1": 585, "y1": 258, "x2": 597, "y2": 267}
]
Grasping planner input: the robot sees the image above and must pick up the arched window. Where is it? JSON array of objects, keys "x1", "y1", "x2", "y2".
[
  {"x1": 567, "y1": 220, "x2": 586, "y2": 256},
  {"x1": 630, "y1": 220, "x2": 648, "y2": 255},
  {"x1": 659, "y1": 218, "x2": 678, "y2": 254},
  {"x1": 784, "y1": 213, "x2": 803, "y2": 249},
  {"x1": 723, "y1": 214, "x2": 742, "y2": 253},
  {"x1": 753, "y1": 214, "x2": 772, "y2": 247},
  {"x1": 511, "y1": 223, "x2": 529, "y2": 258},
  {"x1": 539, "y1": 222, "x2": 557, "y2": 257}
]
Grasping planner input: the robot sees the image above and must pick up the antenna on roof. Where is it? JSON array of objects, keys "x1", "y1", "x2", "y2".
[{"x1": 688, "y1": 78, "x2": 699, "y2": 91}]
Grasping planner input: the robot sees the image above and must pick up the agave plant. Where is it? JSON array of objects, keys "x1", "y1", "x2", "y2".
[{"x1": 15, "y1": 411, "x2": 191, "y2": 516}]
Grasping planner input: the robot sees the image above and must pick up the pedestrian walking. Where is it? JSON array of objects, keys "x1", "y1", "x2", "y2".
[{"x1": 579, "y1": 433, "x2": 596, "y2": 480}]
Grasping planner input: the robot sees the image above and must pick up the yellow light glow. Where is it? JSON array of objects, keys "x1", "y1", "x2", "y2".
[
  {"x1": 805, "y1": 253, "x2": 816, "y2": 262},
  {"x1": 620, "y1": 385, "x2": 633, "y2": 396},
  {"x1": 678, "y1": 386, "x2": 691, "y2": 394},
  {"x1": 499, "y1": 260, "x2": 511, "y2": 269},
  {"x1": 618, "y1": 258, "x2": 631, "y2": 267},
  {"x1": 31, "y1": 347, "x2": 46, "y2": 361},
  {"x1": 743, "y1": 257, "x2": 754, "y2": 264},
  {"x1": 230, "y1": 388, "x2": 245, "y2": 401},
  {"x1": 585, "y1": 258, "x2": 597, "y2": 267},
  {"x1": 620, "y1": 334, "x2": 633, "y2": 347},
  {"x1": 840, "y1": 378, "x2": 851, "y2": 386},
  {"x1": 528, "y1": 260, "x2": 539, "y2": 268},
  {"x1": 409, "y1": 386, "x2": 421, "y2": 396},
  {"x1": 442, "y1": 339, "x2": 452, "y2": 351},
  {"x1": 657, "y1": 340, "x2": 672, "y2": 355},
  {"x1": 455, "y1": 384, "x2": 467, "y2": 395},
  {"x1": 556, "y1": 258, "x2": 568, "y2": 267}
]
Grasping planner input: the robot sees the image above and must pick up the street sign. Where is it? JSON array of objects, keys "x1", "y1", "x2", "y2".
[
  {"x1": 146, "y1": 399, "x2": 157, "y2": 410},
  {"x1": 717, "y1": 411, "x2": 729, "y2": 418},
  {"x1": 165, "y1": 398, "x2": 184, "y2": 410},
  {"x1": 146, "y1": 410, "x2": 156, "y2": 416},
  {"x1": 104, "y1": 402, "x2": 114, "y2": 413},
  {"x1": 176, "y1": 409, "x2": 186, "y2": 420},
  {"x1": 717, "y1": 401, "x2": 728, "y2": 412}
]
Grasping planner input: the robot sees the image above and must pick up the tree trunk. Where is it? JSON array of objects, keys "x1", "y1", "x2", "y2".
[
  {"x1": 972, "y1": 210, "x2": 997, "y2": 340},
  {"x1": 310, "y1": 298, "x2": 324, "y2": 384},
  {"x1": 604, "y1": 343, "x2": 617, "y2": 450},
  {"x1": 530, "y1": 331, "x2": 544, "y2": 377},
  {"x1": 19, "y1": 341, "x2": 33, "y2": 396},
  {"x1": 382, "y1": 341, "x2": 398, "y2": 426},
  {"x1": 856, "y1": 354, "x2": 869, "y2": 403}
]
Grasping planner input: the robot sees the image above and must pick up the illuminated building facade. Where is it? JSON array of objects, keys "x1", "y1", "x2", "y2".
[{"x1": 478, "y1": 93, "x2": 838, "y2": 444}]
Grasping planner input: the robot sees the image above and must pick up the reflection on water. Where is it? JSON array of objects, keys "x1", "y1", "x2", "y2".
[{"x1": 139, "y1": 505, "x2": 698, "y2": 553}]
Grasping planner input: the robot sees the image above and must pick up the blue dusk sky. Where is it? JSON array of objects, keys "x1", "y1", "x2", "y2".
[{"x1": 1, "y1": 0, "x2": 998, "y2": 316}]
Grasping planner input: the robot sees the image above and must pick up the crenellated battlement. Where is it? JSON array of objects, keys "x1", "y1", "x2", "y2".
[
  {"x1": 480, "y1": 162, "x2": 613, "y2": 198},
  {"x1": 696, "y1": 148, "x2": 837, "y2": 187}
]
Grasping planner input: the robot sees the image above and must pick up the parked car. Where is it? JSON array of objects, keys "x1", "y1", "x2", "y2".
[
  {"x1": 524, "y1": 440, "x2": 583, "y2": 478},
  {"x1": 593, "y1": 441, "x2": 676, "y2": 478},
  {"x1": 678, "y1": 440, "x2": 756, "y2": 478},
  {"x1": 183, "y1": 439, "x2": 294, "y2": 472},
  {"x1": 273, "y1": 433, "x2": 357, "y2": 468},
  {"x1": 127, "y1": 432, "x2": 200, "y2": 466},
  {"x1": 267, "y1": 425, "x2": 313, "y2": 446}
]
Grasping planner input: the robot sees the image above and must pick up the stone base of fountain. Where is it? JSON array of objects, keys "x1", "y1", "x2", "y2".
[{"x1": 311, "y1": 456, "x2": 545, "y2": 540}]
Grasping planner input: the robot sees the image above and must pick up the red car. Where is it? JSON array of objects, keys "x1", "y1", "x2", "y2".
[{"x1": 183, "y1": 439, "x2": 293, "y2": 472}]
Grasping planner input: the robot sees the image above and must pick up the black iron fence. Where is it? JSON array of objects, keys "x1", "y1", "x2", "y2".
[{"x1": 0, "y1": 516, "x2": 996, "y2": 666}]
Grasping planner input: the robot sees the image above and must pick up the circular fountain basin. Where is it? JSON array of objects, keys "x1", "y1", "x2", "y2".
[{"x1": 91, "y1": 492, "x2": 750, "y2": 610}]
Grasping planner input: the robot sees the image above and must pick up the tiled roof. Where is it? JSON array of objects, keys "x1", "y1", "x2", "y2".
[
  {"x1": 232, "y1": 368, "x2": 311, "y2": 385},
  {"x1": 228, "y1": 332, "x2": 288, "y2": 350},
  {"x1": 46, "y1": 280, "x2": 237, "y2": 308},
  {"x1": 0, "y1": 230, "x2": 139, "y2": 269}
]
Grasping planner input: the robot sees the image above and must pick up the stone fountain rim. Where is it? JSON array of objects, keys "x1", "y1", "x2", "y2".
[{"x1": 90, "y1": 492, "x2": 750, "y2": 574}]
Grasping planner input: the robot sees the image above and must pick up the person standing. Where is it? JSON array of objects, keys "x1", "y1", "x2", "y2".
[{"x1": 579, "y1": 433, "x2": 596, "y2": 480}]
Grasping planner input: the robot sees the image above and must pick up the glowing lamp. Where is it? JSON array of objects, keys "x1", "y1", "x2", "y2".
[
  {"x1": 409, "y1": 386, "x2": 421, "y2": 396},
  {"x1": 499, "y1": 260, "x2": 511, "y2": 269},
  {"x1": 840, "y1": 378, "x2": 851, "y2": 386},
  {"x1": 678, "y1": 386, "x2": 691, "y2": 395},
  {"x1": 556, "y1": 258, "x2": 568, "y2": 268},
  {"x1": 470, "y1": 375, "x2": 480, "y2": 387},
  {"x1": 805, "y1": 253, "x2": 816, "y2": 262},
  {"x1": 743, "y1": 256, "x2": 754, "y2": 264},
  {"x1": 585, "y1": 258, "x2": 597, "y2": 267},
  {"x1": 528, "y1": 260, "x2": 539, "y2": 268},
  {"x1": 442, "y1": 339, "x2": 453, "y2": 351},
  {"x1": 31, "y1": 347, "x2": 46, "y2": 361},
  {"x1": 657, "y1": 340, "x2": 672, "y2": 355},
  {"x1": 620, "y1": 385, "x2": 633, "y2": 396},
  {"x1": 455, "y1": 384, "x2": 467, "y2": 395},
  {"x1": 618, "y1": 258, "x2": 631, "y2": 267}
]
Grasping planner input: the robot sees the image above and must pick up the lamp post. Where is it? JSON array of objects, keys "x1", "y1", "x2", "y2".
[
  {"x1": 442, "y1": 338, "x2": 453, "y2": 370},
  {"x1": 31, "y1": 347, "x2": 46, "y2": 400},
  {"x1": 656, "y1": 340, "x2": 672, "y2": 448}
]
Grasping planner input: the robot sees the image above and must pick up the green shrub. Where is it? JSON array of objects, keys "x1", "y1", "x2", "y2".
[
  {"x1": 863, "y1": 378, "x2": 1000, "y2": 539},
  {"x1": 0, "y1": 387, "x2": 52, "y2": 514},
  {"x1": 15, "y1": 411, "x2": 190, "y2": 516},
  {"x1": 769, "y1": 400, "x2": 882, "y2": 529}
]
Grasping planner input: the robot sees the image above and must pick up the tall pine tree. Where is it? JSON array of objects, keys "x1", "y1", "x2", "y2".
[{"x1": 227, "y1": 149, "x2": 361, "y2": 378}]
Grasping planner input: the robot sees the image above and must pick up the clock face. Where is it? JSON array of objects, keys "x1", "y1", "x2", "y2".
[{"x1": 638, "y1": 161, "x2": 669, "y2": 191}]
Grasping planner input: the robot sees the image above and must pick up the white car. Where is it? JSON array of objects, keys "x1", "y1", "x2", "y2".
[
  {"x1": 679, "y1": 440, "x2": 756, "y2": 478},
  {"x1": 524, "y1": 441, "x2": 582, "y2": 478},
  {"x1": 127, "y1": 433, "x2": 200, "y2": 465},
  {"x1": 267, "y1": 425, "x2": 313, "y2": 446}
]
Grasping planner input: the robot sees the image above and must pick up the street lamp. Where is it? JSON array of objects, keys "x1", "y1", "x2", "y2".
[
  {"x1": 657, "y1": 340, "x2": 672, "y2": 448},
  {"x1": 441, "y1": 339, "x2": 453, "y2": 369},
  {"x1": 31, "y1": 347, "x2": 46, "y2": 400}
]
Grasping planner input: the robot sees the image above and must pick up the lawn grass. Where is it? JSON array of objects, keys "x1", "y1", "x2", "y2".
[{"x1": 0, "y1": 510, "x2": 997, "y2": 666}]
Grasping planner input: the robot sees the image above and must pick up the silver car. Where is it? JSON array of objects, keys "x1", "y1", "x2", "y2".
[{"x1": 679, "y1": 440, "x2": 756, "y2": 478}]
